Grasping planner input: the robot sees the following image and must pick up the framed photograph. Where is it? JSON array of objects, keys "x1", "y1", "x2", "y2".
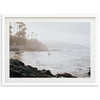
[{"x1": 1, "y1": 14, "x2": 98, "y2": 86}]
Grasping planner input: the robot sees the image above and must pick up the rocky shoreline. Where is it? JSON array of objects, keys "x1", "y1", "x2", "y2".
[{"x1": 10, "y1": 59, "x2": 77, "y2": 78}]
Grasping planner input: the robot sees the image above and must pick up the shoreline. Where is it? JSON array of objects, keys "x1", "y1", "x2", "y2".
[
  {"x1": 10, "y1": 51, "x2": 90, "y2": 78},
  {"x1": 10, "y1": 59, "x2": 77, "y2": 78}
]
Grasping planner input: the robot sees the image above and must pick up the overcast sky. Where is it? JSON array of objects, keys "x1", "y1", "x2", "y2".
[{"x1": 11, "y1": 22, "x2": 90, "y2": 47}]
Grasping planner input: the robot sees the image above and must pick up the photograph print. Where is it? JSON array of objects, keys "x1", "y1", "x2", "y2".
[{"x1": 10, "y1": 21, "x2": 91, "y2": 78}]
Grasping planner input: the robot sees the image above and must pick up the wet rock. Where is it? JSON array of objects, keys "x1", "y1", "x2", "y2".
[
  {"x1": 10, "y1": 59, "x2": 77, "y2": 78},
  {"x1": 10, "y1": 64, "x2": 22, "y2": 77},
  {"x1": 10, "y1": 59, "x2": 54, "y2": 78},
  {"x1": 10, "y1": 59, "x2": 24, "y2": 67},
  {"x1": 56, "y1": 72, "x2": 77, "y2": 78},
  {"x1": 41, "y1": 69, "x2": 54, "y2": 77}
]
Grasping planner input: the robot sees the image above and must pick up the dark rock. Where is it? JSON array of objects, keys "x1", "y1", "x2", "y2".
[
  {"x1": 56, "y1": 72, "x2": 77, "y2": 78},
  {"x1": 41, "y1": 69, "x2": 46, "y2": 73},
  {"x1": 88, "y1": 70, "x2": 91, "y2": 76},
  {"x1": 10, "y1": 68, "x2": 22, "y2": 77},
  {"x1": 10, "y1": 59, "x2": 77, "y2": 78},
  {"x1": 88, "y1": 67, "x2": 91, "y2": 76},
  {"x1": 23, "y1": 65, "x2": 37, "y2": 74},
  {"x1": 10, "y1": 59, "x2": 25, "y2": 67},
  {"x1": 41, "y1": 69, "x2": 54, "y2": 77}
]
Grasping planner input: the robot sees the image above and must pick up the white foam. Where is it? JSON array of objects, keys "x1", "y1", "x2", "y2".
[{"x1": 20, "y1": 49, "x2": 90, "y2": 77}]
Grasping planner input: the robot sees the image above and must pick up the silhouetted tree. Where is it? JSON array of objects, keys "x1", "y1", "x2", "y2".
[
  {"x1": 15, "y1": 22, "x2": 26, "y2": 38},
  {"x1": 31, "y1": 32, "x2": 34, "y2": 39}
]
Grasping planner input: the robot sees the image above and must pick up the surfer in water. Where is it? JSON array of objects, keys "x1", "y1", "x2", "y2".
[{"x1": 48, "y1": 53, "x2": 50, "y2": 56}]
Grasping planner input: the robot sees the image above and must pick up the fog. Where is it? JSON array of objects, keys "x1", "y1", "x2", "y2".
[
  {"x1": 25, "y1": 22, "x2": 90, "y2": 46},
  {"x1": 11, "y1": 22, "x2": 90, "y2": 47}
]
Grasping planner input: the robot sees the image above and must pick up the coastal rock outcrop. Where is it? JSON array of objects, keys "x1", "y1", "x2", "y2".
[
  {"x1": 10, "y1": 59, "x2": 76, "y2": 78},
  {"x1": 56, "y1": 72, "x2": 77, "y2": 78}
]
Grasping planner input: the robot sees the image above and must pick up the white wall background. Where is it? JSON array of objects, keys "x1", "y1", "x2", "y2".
[{"x1": 0, "y1": 0, "x2": 99, "y2": 100}]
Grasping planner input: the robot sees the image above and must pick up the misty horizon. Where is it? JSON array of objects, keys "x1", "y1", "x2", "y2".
[{"x1": 11, "y1": 22, "x2": 90, "y2": 47}]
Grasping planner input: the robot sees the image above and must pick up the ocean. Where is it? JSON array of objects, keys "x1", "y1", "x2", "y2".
[{"x1": 18, "y1": 49, "x2": 90, "y2": 77}]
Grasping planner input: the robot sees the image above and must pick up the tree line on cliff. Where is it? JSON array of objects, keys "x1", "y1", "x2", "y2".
[{"x1": 10, "y1": 22, "x2": 48, "y2": 51}]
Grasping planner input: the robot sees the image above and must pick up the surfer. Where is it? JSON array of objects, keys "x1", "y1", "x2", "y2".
[{"x1": 48, "y1": 53, "x2": 50, "y2": 56}]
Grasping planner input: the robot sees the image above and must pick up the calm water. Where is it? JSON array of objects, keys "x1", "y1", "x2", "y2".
[{"x1": 19, "y1": 49, "x2": 90, "y2": 77}]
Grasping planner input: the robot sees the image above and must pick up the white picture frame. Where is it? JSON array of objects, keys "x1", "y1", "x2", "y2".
[{"x1": 1, "y1": 14, "x2": 98, "y2": 86}]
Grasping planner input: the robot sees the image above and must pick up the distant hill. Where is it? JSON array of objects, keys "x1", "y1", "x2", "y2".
[{"x1": 42, "y1": 41, "x2": 90, "y2": 50}]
